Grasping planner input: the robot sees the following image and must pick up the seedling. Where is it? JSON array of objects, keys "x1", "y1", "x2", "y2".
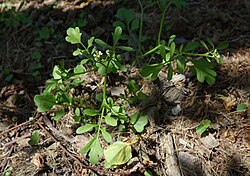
[
  {"x1": 236, "y1": 103, "x2": 248, "y2": 112},
  {"x1": 28, "y1": 130, "x2": 40, "y2": 146},
  {"x1": 196, "y1": 119, "x2": 211, "y2": 135},
  {"x1": 71, "y1": 13, "x2": 88, "y2": 28},
  {"x1": 35, "y1": 26, "x2": 146, "y2": 167}
]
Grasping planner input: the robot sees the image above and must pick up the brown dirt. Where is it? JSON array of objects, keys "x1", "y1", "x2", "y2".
[{"x1": 0, "y1": 0, "x2": 249, "y2": 175}]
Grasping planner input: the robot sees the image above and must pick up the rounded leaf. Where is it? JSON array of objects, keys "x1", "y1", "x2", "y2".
[
  {"x1": 34, "y1": 94, "x2": 56, "y2": 112},
  {"x1": 104, "y1": 141, "x2": 132, "y2": 168}
]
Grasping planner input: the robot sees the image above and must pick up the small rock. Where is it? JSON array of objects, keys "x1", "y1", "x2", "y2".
[
  {"x1": 111, "y1": 86, "x2": 125, "y2": 96},
  {"x1": 200, "y1": 133, "x2": 220, "y2": 149},
  {"x1": 172, "y1": 104, "x2": 182, "y2": 115}
]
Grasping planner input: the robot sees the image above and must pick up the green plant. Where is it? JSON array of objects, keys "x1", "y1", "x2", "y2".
[
  {"x1": 196, "y1": 119, "x2": 211, "y2": 135},
  {"x1": 2, "y1": 68, "x2": 13, "y2": 82},
  {"x1": 34, "y1": 0, "x2": 228, "y2": 169},
  {"x1": 4, "y1": 166, "x2": 13, "y2": 176},
  {"x1": 113, "y1": 0, "x2": 186, "y2": 55},
  {"x1": 113, "y1": 8, "x2": 140, "y2": 49},
  {"x1": 138, "y1": 0, "x2": 227, "y2": 85},
  {"x1": 127, "y1": 79, "x2": 147, "y2": 104},
  {"x1": 28, "y1": 130, "x2": 40, "y2": 146},
  {"x1": 236, "y1": 103, "x2": 248, "y2": 112},
  {"x1": 113, "y1": 1, "x2": 227, "y2": 85},
  {"x1": 0, "y1": 2, "x2": 32, "y2": 33},
  {"x1": 34, "y1": 26, "x2": 147, "y2": 167},
  {"x1": 70, "y1": 12, "x2": 88, "y2": 28},
  {"x1": 35, "y1": 27, "x2": 54, "y2": 41},
  {"x1": 140, "y1": 36, "x2": 227, "y2": 85}
]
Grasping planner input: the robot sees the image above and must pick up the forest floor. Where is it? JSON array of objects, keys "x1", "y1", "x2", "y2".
[{"x1": 0, "y1": 0, "x2": 249, "y2": 175}]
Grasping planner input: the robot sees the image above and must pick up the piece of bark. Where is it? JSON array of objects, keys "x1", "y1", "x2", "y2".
[{"x1": 159, "y1": 133, "x2": 182, "y2": 176}]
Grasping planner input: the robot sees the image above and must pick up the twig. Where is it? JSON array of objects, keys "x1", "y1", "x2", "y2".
[
  {"x1": 0, "y1": 145, "x2": 15, "y2": 173},
  {"x1": 0, "y1": 112, "x2": 38, "y2": 136},
  {"x1": 0, "y1": 132, "x2": 19, "y2": 172},
  {"x1": 3, "y1": 134, "x2": 31, "y2": 147},
  {"x1": 43, "y1": 115, "x2": 75, "y2": 143}
]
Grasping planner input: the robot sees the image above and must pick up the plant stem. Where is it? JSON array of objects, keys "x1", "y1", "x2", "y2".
[
  {"x1": 80, "y1": 42, "x2": 88, "y2": 51},
  {"x1": 97, "y1": 51, "x2": 113, "y2": 135},
  {"x1": 157, "y1": 0, "x2": 172, "y2": 45},
  {"x1": 138, "y1": 0, "x2": 143, "y2": 47}
]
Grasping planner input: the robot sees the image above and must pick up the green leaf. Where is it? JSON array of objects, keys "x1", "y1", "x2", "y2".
[
  {"x1": 206, "y1": 38, "x2": 214, "y2": 48},
  {"x1": 131, "y1": 18, "x2": 139, "y2": 31},
  {"x1": 74, "y1": 64, "x2": 84, "y2": 74},
  {"x1": 118, "y1": 124, "x2": 126, "y2": 132},
  {"x1": 75, "y1": 107, "x2": 81, "y2": 116},
  {"x1": 176, "y1": 57, "x2": 186, "y2": 74},
  {"x1": 34, "y1": 93, "x2": 56, "y2": 112},
  {"x1": 137, "y1": 91, "x2": 147, "y2": 100},
  {"x1": 53, "y1": 109, "x2": 65, "y2": 121},
  {"x1": 113, "y1": 20, "x2": 126, "y2": 28},
  {"x1": 76, "y1": 124, "x2": 97, "y2": 134},
  {"x1": 205, "y1": 75, "x2": 216, "y2": 86},
  {"x1": 144, "y1": 171, "x2": 153, "y2": 176},
  {"x1": 89, "y1": 137, "x2": 103, "y2": 164},
  {"x1": 116, "y1": 8, "x2": 135, "y2": 25},
  {"x1": 200, "y1": 40, "x2": 208, "y2": 50},
  {"x1": 74, "y1": 107, "x2": 81, "y2": 122},
  {"x1": 117, "y1": 46, "x2": 134, "y2": 52},
  {"x1": 80, "y1": 59, "x2": 89, "y2": 65},
  {"x1": 95, "y1": 93, "x2": 103, "y2": 102},
  {"x1": 111, "y1": 106, "x2": 126, "y2": 117},
  {"x1": 167, "y1": 65, "x2": 173, "y2": 80},
  {"x1": 96, "y1": 62, "x2": 106, "y2": 75},
  {"x1": 191, "y1": 59, "x2": 217, "y2": 85},
  {"x1": 80, "y1": 137, "x2": 95, "y2": 154},
  {"x1": 159, "y1": 45, "x2": 166, "y2": 60},
  {"x1": 88, "y1": 37, "x2": 95, "y2": 48},
  {"x1": 65, "y1": 27, "x2": 82, "y2": 44},
  {"x1": 216, "y1": 41, "x2": 229, "y2": 50},
  {"x1": 95, "y1": 39, "x2": 112, "y2": 49},
  {"x1": 113, "y1": 26, "x2": 122, "y2": 46},
  {"x1": 101, "y1": 128, "x2": 112, "y2": 143},
  {"x1": 131, "y1": 112, "x2": 148, "y2": 133},
  {"x1": 170, "y1": 42, "x2": 176, "y2": 57},
  {"x1": 183, "y1": 41, "x2": 200, "y2": 52},
  {"x1": 236, "y1": 103, "x2": 248, "y2": 112},
  {"x1": 73, "y1": 48, "x2": 83, "y2": 56},
  {"x1": 128, "y1": 80, "x2": 139, "y2": 94},
  {"x1": 195, "y1": 68, "x2": 205, "y2": 82},
  {"x1": 31, "y1": 51, "x2": 42, "y2": 60},
  {"x1": 179, "y1": 44, "x2": 184, "y2": 52},
  {"x1": 140, "y1": 63, "x2": 164, "y2": 80},
  {"x1": 105, "y1": 113, "x2": 118, "y2": 126},
  {"x1": 104, "y1": 141, "x2": 132, "y2": 168},
  {"x1": 107, "y1": 97, "x2": 114, "y2": 106},
  {"x1": 39, "y1": 27, "x2": 50, "y2": 40},
  {"x1": 173, "y1": 0, "x2": 186, "y2": 9},
  {"x1": 52, "y1": 65, "x2": 62, "y2": 79},
  {"x1": 196, "y1": 119, "x2": 211, "y2": 135},
  {"x1": 84, "y1": 109, "x2": 100, "y2": 116},
  {"x1": 168, "y1": 35, "x2": 176, "y2": 46},
  {"x1": 28, "y1": 130, "x2": 40, "y2": 146}
]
